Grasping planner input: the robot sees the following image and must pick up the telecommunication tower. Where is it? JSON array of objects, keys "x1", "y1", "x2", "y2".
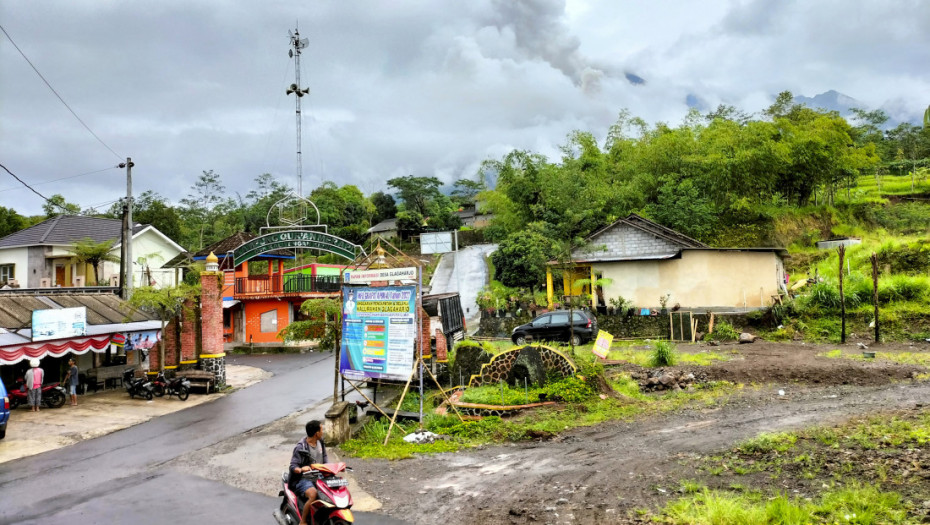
[{"x1": 286, "y1": 28, "x2": 310, "y2": 196}]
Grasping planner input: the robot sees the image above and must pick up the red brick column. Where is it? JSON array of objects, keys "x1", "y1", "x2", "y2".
[
  {"x1": 180, "y1": 299, "x2": 197, "y2": 365},
  {"x1": 420, "y1": 307, "x2": 431, "y2": 359},
  {"x1": 200, "y1": 272, "x2": 223, "y2": 356},
  {"x1": 164, "y1": 318, "x2": 179, "y2": 369}
]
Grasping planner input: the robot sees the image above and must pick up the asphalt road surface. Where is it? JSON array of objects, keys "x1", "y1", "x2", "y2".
[{"x1": 0, "y1": 353, "x2": 409, "y2": 525}]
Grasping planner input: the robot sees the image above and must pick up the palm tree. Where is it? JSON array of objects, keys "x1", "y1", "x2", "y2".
[{"x1": 69, "y1": 237, "x2": 119, "y2": 285}]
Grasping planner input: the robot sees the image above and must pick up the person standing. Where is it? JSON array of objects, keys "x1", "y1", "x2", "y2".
[
  {"x1": 24, "y1": 359, "x2": 44, "y2": 412},
  {"x1": 63, "y1": 358, "x2": 79, "y2": 406}
]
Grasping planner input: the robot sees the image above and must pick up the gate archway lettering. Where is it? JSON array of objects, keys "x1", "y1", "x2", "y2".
[{"x1": 232, "y1": 230, "x2": 365, "y2": 266}]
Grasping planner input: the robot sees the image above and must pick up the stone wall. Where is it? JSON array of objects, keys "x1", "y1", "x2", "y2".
[{"x1": 585, "y1": 224, "x2": 680, "y2": 260}]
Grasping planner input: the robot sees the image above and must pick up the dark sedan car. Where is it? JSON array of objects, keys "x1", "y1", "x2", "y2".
[{"x1": 511, "y1": 310, "x2": 598, "y2": 345}]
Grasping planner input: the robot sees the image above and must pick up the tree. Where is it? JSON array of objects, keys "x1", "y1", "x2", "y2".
[
  {"x1": 43, "y1": 194, "x2": 81, "y2": 218},
  {"x1": 127, "y1": 284, "x2": 199, "y2": 372},
  {"x1": 451, "y1": 178, "x2": 485, "y2": 207},
  {"x1": 370, "y1": 191, "x2": 397, "y2": 224},
  {"x1": 69, "y1": 237, "x2": 119, "y2": 285},
  {"x1": 645, "y1": 176, "x2": 716, "y2": 240},
  {"x1": 0, "y1": 206, "x2": 25, "y2": 238},
  {"x1": 179, "y1": 170, "x2": 237, "y2": 250},
  {"x1": 386, "y1": 175, "x2": 442, "y2": 217},
  {"x1": 490, "y1": 228, "x2": 552, "y2": 289}
]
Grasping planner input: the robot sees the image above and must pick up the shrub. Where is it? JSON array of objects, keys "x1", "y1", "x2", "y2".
[
  {"x1": 545, "y1": 375, "x2": 594, "y2": 403},
  {"x1": 649, "y1": 341, "x2": 678, "y2": 367},
  {"x1": 706, "y1": 320, "x2": 739, "y2": 341}
]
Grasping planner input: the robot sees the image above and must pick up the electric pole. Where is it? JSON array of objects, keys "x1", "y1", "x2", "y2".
[{"x1": 119, "y1": 157, "x2": 134, "y2": 298}]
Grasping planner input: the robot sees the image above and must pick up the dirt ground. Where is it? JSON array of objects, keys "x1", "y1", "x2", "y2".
[{"x1": 349, "y1": 339, "x2": 930, "y2": 525}]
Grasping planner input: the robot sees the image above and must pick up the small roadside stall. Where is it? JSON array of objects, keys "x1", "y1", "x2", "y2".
[{"x1": 0, "y1": 289, "x2": 161, "y2": 393}]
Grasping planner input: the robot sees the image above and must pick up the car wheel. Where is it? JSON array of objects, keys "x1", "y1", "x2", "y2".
[
  {"x1": 514, "y1": 335, "x2": 527, "y2": 345},
  {"x1": 571, "y1": 334, "x2": 582, "y2": 346},
  {"x1": 0, "y1": 428, "x2": 5, "y2": 439}
]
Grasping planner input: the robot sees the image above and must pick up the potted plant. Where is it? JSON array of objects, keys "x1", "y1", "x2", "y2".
[{"x1": 659, "y1": 293, "x2": 671, "y2": 315}]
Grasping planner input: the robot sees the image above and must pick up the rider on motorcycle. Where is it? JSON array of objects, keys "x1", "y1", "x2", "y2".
[{"x1": 289, "y1": 420, "x2": 328, "y2": 525}]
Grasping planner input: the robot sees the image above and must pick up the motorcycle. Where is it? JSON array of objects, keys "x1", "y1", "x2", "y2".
[
  {"x1": 273, "y1": 462, "x2": 354, "y2": 525},
  {"x1": 123, "y1": 369, "x2": 154, "y2": 400},
  {"x1": 7, "y1": 379, "x2": 67, "y2": 409},
  {"x1": 151, "y1": 372, "x2": 191, "y2": 401}
]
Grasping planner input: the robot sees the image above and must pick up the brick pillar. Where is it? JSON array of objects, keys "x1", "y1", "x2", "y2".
[
  {"x1": 420, "y1": 307, "x2": 431, "y2": 359},
  {"x1": 200, "y1": 267, "x2": 226, "y2": 388},
  {"x1": 164, "y1": 318, "x2": 179, "y2": 370},
  {"x1": 179, "y1": 299, "x2": 197, "y2": 367}
]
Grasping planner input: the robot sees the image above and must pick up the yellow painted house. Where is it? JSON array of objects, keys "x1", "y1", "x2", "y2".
[{"x1": 547, "y1": 214, "x2": 788, "y2": 311}]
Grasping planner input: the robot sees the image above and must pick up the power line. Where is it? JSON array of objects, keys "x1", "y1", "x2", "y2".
[
  {"x1": 0, "y1": 23, "x2": 123, "y2": 161},
  {"x1": 0, "y1": 166, "x2": 119, "y2": 193},
  {"x1": 0, "y1": 162, "x2": 62, "y2": 209}
]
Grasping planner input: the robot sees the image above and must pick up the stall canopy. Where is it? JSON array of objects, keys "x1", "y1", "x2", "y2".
[{"x1": 0, "y1": 290, "x2": 161, "y2": 365}]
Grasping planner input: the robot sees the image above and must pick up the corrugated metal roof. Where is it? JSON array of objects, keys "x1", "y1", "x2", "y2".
[
  {"x1": 0, "y1": 215, "x2": 147, "y2": 249},
  {"x1": 0, "y1": 291, "x2": 158, "y2": 331}
]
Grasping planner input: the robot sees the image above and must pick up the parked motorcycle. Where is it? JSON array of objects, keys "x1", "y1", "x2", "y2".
[
  {"x1": 151, "y1": 372, "x2": 191, "y2": 401},
  {"x1": 122, "y1": 369, "x2": 154, "y2": 400},
  {"x1": 7, "y1": 379, "x2": 67, "y2": 409},
  {"x1": 273, "y1": 462, "x2": 354, "y2": 525}
]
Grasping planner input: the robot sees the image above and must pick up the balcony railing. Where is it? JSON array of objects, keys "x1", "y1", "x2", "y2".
[{"x1": 235, "y1": 274, "x2": 341, "y2": 296}]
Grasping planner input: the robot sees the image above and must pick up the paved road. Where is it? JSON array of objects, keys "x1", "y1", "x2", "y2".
[
  {"x1": 0, "y1": 353, "x2": 408, "y2": 525},
  {"x1": 428, "y1": 243, "x2": 497, "y2": 334}
]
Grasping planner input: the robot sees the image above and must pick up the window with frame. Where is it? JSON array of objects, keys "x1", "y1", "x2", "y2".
[
  {"x1": 0, "y1": 264, "x2": 13, "y2": 283},
  {"x1": 260, "y1": 309, "x2": 278, "y2": 333}
]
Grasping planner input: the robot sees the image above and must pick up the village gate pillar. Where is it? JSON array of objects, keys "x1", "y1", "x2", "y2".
[
  {"x1": 199, "y1": 253, "x2": 226, "y2": 388},
  {"x1": 179, "y1": 298, "x2": 198, "y2": 368}
]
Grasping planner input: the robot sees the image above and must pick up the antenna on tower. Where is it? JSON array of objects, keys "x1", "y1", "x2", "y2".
[{"x1": 286, "y1": 27, "x2": 310, "y2": 196}]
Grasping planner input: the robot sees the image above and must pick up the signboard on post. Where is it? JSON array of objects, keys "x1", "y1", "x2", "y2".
[
  {"x1": 32, "y1": 307, "x2": 87, "y2": 342},
  {"x1": 420, "y1": 232, "x2": 454, "y2": 254},
  {"x1": 592, "y1": 330, "x2": 613, "y2": 359},
  {"x1": 340, "y1": 285, "x2": 418, "y2": 381},
  {"x1": 343, "y1": 267, "x2": 417, "y2": 284}
]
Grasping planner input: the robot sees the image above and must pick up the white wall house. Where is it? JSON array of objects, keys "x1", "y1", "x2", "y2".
[{"x1": 0, "y1": 215, "x2": 185, "y2": 288}]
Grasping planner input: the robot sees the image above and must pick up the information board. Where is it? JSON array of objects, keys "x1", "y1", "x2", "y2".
[
  {"x1": 32, "y1": 307, "x2": 87, "y2": 342},
  {"x1": 592, "y1": 330, "x2": 613, "y2": 359},
  {"x1": 340, "y1": 285, "x2": 417, "y2": 381}
]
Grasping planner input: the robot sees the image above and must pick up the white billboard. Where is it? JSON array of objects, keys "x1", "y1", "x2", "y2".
[
  {"x1": 32, "y1": 307, "x2": 87, "y2": 342},
  {"x1": 420, "y1": 231, "x2": 454, "y2": 254}
]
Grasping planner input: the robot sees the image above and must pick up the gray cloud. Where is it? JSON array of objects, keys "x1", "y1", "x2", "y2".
[{"x1": 0, "y1": 0, "x2": 927, "y2": 216}]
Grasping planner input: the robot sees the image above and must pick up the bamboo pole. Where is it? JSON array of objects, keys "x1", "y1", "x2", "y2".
[
  {"x1": 669, "y1": 312, "x2": 674, "y2": 341},
  {"x1": 383, "y1": 360, "x2": 418, "y2": 445},
  {"x1": 342, "y1": 377, "x2": 390, "y2": 419},
  {"x1": 709, "y1": 312, "x2": 715, "y2": 335},
  {"x1": 679, "y1": 312, "x2": 683, "y2": 341},
  {"x1": 690, "y1": 312, "x2": 696, "y2": 343},
  {"x1": 838, "y1": 245, "x2": 846, "y2": 344},
  {"x1": 420, "y1": 357, "x2": 466, "y2": 424},
  {"x1": 871, "y1": 253, "x2": 880, "y2": 343}
]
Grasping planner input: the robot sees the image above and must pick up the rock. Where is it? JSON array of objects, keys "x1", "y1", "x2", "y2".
[
  {"x1": 403, "y1": 430, "x2": 440, "y2": 444},
  {"x1": 739, "y1": 332, "x2": 756, "y2": 344}
]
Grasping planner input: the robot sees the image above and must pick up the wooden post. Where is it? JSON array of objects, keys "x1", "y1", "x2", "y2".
[
  {"x1": 708, "y1": 312, "x2": 715, "y2": 335},
  {"x1": 669, "y1": 312, "x2": 674, "y2": 341},
  {"x1": 679, "y1": 312, "x2": 683, "y2": 341},
  {"x1": 838, "y1": 245, "x2": 846, "y2": 344},
  {"x1": 871, "y1": 253, "x2": 880, "y2": 343},
  {"x1": 688, "y1": 311, "x2": 695, "y2": 343}
]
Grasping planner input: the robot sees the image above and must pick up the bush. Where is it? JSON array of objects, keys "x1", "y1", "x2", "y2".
[
  {"x1": 545, "y1": 375, "x2": 594, "y2": 403},
  {"x1": 649, "y1": 341, "x2": 678, "y2": 367},
  {"x1": 706, "y1": 320, "x2": 739, "y2": 341}
]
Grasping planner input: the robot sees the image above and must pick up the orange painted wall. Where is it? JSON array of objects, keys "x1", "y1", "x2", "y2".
[{"x1": 243, "y1": 299, "x2": 292, "y2": 343}]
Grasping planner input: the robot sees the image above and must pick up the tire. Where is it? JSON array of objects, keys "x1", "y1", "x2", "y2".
[
  {"x1": 513, "y1": 335, "x2": 527, "y2": 345},
  {"x1": 153, "y1": 384, "x2": 165, "y2": 397},
  {"x1": 9, "y1": 397, "x2": 20, "y2": 410},
  {"x1": 177, "y1": 386, "x2": 190, "y2": 401},
  {"x1": 324, "y1": 519, "x2": 350, "y2": 525},
  {"x1": 570, "y1": 333, "x2": 581, "y2": 346},
  {"x1": 0, "y1": 428, "x2": 5, "y2": 439},
  {"x1": 45, "y1": 389, "x2": 66, "y2": 408},
  {"x1": 145, "y1": 391, "x2": 153, "y2": 400}
]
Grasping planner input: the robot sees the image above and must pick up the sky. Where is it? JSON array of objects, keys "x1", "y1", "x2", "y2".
[{"x1": 1, "y1": 0, "x2": 928, "y2": 217}]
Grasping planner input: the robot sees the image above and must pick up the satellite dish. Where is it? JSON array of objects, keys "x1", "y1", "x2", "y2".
[
  {"x1": 299, "y1": 38, "x2": 309, "y2": 49},
  {"x1": 288, "y1": 49, "x2": 293, "y2": 58}
]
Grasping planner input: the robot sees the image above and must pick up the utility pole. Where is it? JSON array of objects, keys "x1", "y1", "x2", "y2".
[{"x1": 119, "y1": 158, "x2": 134, "y2": 298}]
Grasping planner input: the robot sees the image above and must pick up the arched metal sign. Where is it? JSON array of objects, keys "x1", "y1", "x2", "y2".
[{"x1": 233, "y1": 230, "x2": 365, "y2": 266}]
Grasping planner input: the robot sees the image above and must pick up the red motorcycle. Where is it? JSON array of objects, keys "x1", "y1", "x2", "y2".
[
  {"x1": 273, "y1": 462, "x2": 354, "y2": 525},
  {"x1": 7, "y1": 379, "x2": 67, "y2": 409},
  {"x1": 151, "y1": 372, "x2": 191, "y2": 401}
]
